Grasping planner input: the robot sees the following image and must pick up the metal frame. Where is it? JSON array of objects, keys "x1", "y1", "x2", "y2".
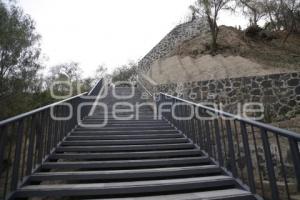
[
  {"x1": 0, "y1": 80, "x2": 103, "y2": 200},
  {"x1": 157, "y1": 92, "x2": 300, "y2": 200}
]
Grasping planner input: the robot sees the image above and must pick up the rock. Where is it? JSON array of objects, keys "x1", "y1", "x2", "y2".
[
  {"x1": 262, "y1": 80, "x2": 272, "y2": 88},
  {"x1": 287, "y1": 79, "x2": 300, "y2": 87}
]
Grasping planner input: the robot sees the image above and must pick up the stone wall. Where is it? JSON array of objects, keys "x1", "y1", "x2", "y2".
[
  {"x1": 139, "y1": 72, "x2": 300, "y2": 121},
  {"x1": 138, "y1": 19, "x2": 208, "y2": 73}
]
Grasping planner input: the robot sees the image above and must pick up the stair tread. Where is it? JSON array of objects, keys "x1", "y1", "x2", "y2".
[
  {"x1": 62, "y1": 138, "x2": 189, "y2": 146},
  {"x1": 71, "y1": 130, "x2": 179, "y2": 135},
  {"x1": 91, "y1": 189, "x2": 254, "y2": 200},
  {"x1": 56, "y1": 143, "x2": 194, "y2": 152},
  {"x1": 66, "y1": 134, "x2": 183, "y2": 140},
  {"x1": 30, "y1": 165, "x2": 221, "y2": 181},
  {"x1": 50, "y1": 149, "x2": 202, "y2": 160},
  {"x1": 42, "y1": 156, "x2": 210, "y2": 169},
  {"x1": 17, "y1": 176, "x2": 235, "y2": 196}
]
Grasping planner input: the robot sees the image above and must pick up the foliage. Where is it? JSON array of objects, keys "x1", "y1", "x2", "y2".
[
  {"x1": 236, "y1": 0, "x2": 266, "y2": 25},
  {"x1": 111, "y1": 62, "x2": 137, "y2": 83},
  {"x1": 190, "y1": 0, "x2": 232, "y2": 53},
  {"x1": 0, "y1": 0, "x2": 44, "y2": 119}
]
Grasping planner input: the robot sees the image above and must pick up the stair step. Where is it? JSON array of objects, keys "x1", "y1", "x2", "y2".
[
  {"x1": 66, "y1": 134, "x2": 183, "y2": 140},
  {"x1": 29, "y1": 165, "x2": 221, "y2": 182},
  {"x1": 89, "y1": 189, "x2": 255, "y2": 200},
  {"x1": 56, "y1": 143, "x2": 195, "y2": 152},
  {"x1": 75, "y1": 127, "x2": 172, "y2": 131},
  {"x1": 83, "y1": 120, "x2": 167, "y2": 124},
  {"x1": 49, "y1": 149, "x2": 202, "y2": 160},
  {"x1": 61, "y1": 138, "x2": 189, "y2": 146},
  {"x1": 71, "y1": 130, "x2": 179, "y2": 136},
  {"x1": 15, "y1": 176, "x2": 235, "y2": 198},
  {"x1": 79, "y1": 123, "x2": 170, "y2": 127},
  {"x1": 42, "y1": 156, "x2": 211, "y2": 170}
]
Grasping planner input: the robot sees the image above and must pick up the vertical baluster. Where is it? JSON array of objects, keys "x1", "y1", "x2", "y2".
[
  {"x1": 240, "y1": 121, "x2": 256, "y2": 194},
  {"x1": 20, "y1": 117, "x2": 30, "y2": 181},
  {"x1": 220, "y1": 119, "x2": 228, "y2": 161},
  {"x1": 205, "y1": 121, "x2": 212, "y2": 156},
  {"x1": 234, "y1": 120, "x2": 244, "y2": 181},
  {"x1": 289, "y1": 138, "x2": 300, "y2": 192},
  {"x1": 179, "y1": 103, "x2": 184, "y2": 132},
  {"x1": 197, "y1": 119, "x2": 204, "y2": 149},
  {"x1": 11, "y1": 119, "x2": 24, "y2": 191},
  {"x1": 225, "y1": 120, "x2": 238, "y2": 178},
  {"x1": 37, "y1": 112, "x2": 45, "y2": 164},
  {"x1": 26, "y1": 114, "x2": 36, "y2": 176},
  {"x1": 3, "y1": 133, "x2": 13, "y2": 198},
  {"x1": 251, "y1": 125, "x2": 265, "y2": 197},
  {"x1": 275, "y1": 134, "x2": 290, "y2": 199},
  {"x1": 214, "y1": 119, "x2": 224, "y2": 166},
  {"x1": 209, "y1": 120, "x2": 216, "y2": 159},
  {"x1": 0, "y1": 126, "x2": 7, "y2": 200},
  {"x1": 0, "y1": 125, "x2": 7, "y2": 181},
  {"x1": 261, "y1": 128, "x2": 279, "y2": 200}
]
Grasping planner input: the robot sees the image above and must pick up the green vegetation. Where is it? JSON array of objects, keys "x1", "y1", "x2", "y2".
[{"x1": 189, "y1": 0, "x2": 300, "y2": 53}]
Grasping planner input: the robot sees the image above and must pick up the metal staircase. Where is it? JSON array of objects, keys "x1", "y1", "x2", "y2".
[{"x1": 0, "y1": 80, "x2": 299, "y2": 200}]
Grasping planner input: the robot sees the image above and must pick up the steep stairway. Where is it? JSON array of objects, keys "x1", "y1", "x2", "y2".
[{"x1": 13, "y1": 87, "x2": 256, "y2": 200}]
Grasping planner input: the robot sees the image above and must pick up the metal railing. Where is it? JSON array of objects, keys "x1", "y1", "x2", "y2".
[
  {"x1": 0, "y1": 79, "x2": 103, "y2": 200},
  {"x1": 157, "y1": 93, "x2": 300, "y2": 200}
]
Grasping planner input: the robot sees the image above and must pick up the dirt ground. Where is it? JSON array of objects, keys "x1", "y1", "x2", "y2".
[{"x1": 146, "y1": 26, "x2": 300, "y2": 84}]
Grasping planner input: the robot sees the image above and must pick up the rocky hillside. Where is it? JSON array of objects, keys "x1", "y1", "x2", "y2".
[
  {"x1": 173, "y1": 26, "x2": 300, "y2": 69},
  {"x1": 145, "y1": 26, "x2": 300, "y2": 84}
]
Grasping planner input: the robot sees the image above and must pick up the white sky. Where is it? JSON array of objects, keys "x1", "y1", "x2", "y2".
[{"x1": 18, "y1": 0, "x2": 248, "y2": 77}]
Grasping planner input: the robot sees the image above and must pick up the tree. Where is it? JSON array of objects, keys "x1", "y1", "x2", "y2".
[
  {"x1": 0, "y1": 1, "x2": 42, "y2": 98},
  {"x1": 263, "y1": 0, "x2": 300, "y2": 43},
  {"x1": 46, "y1": 62, "x2": 83, "y2": 97},
  {"x1": 190, "y1": 0, "x2": 232, "y2": 53},
  {"x1": 237, "y1": 0, "x2": 266, "y2": 25},
  {"x1": 0, "y1": 1, "x2": 44, "y2": 119},
  {"x1": 112, "y1": 61, "x2": 137, "y2": 83},
  {"x1": 94, "y1": 64, "x2": 108, "y2": 80}
]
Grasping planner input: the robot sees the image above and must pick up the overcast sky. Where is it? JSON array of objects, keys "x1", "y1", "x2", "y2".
[{"x1": 19, "y1": 0, "x2": 248, "y2": 77}]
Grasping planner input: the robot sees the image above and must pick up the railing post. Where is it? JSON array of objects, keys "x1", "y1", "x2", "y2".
[
  {"x1": 11, "y1": 120, "x2": 24, "y2": 191},
  {"x1": 214, "y1": 119, "x2": 224, "y2": 167},
  {"x1": 26, "y1": 115, "x2": 36, "y2": 176},
  {"x1": 0, "y1": 125, "x2": 7, "y2": 180},
  {"x1": 240, "y1": 121, "x2": 256, "y2": 194},
  {"x1": 261, "y1": 128, "x2": 279, "y2": 200},
  {"x1": 196, "y1": 120, "x2": 204, "y2": 150},
  {"x1": 289, "y1": 138, "x2": 300, "y2": 191},
  {"x1": 225, "y1": 120, "x2": 238, "y2": 178},
  {"x1": 204, "y1": 121, "x2": 212, "y2": 156}
]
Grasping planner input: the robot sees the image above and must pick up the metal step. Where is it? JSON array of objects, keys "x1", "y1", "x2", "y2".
[
  {"x1": 61, "y1": 138, "x2": 190, "y2": 146},
  {"x1": 89, "y1": 189, "x2": 255, "y2": 200},
  {"x1": 56, "y1": 143, "x2": 195, "y2": 152},
  {"x1": 71, "y1": 130, "x2": 179, "y2": 136},
  {"x1": 15, "y1": 176, "x2": 236, "y2": 198},
  {"x1": 66, "y1": 133, "x2": 184, "y2": 140},
  {"x1": 29, "y1": 165, "x2": 221, "y2": 182},
  {"x1": 49, "y1": 149, "x2": 202, "y2": 160},
  {"x1": 75, "y1": 126, "x2": 173, "y2": 131},
  {"x1": 83, "y1": 118, "x2": 164, "y2": 122},
  {"x1": 42, "y1": 156, "x2": 211, "y2": 170}
]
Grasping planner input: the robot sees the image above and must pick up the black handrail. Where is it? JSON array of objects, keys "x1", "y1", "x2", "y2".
[
  {"x1": 88, "y1": 79, "x2": 103, "y2": 96},
  {"x1": 0, "y1": 79, "x2": 103, "y2": 200},
  {"x1": 157, "y1": 92, "x2": 300, "y2": 200}
]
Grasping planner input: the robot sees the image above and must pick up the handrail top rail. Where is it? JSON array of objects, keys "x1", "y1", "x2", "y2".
[
  {"x1": 0, "y1": 92, "x2": 87, "y2": 127},
  {"x1": 88, "y1": 79, "x2": 103, "y2": 96},
  {"x1": 137, "y1": 78, "x2": 153, "y2": 98},
  {"x1": 160, "y1": 92, "x2": 300, "y2": 141}
]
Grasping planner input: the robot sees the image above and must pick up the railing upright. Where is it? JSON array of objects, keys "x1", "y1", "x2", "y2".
[
  {"x1": 157, "y1": 92, "x2": 300, "y2": 200},
  {"x1": 0, "y1": 79, "x2": 103, "y2": 200}
]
